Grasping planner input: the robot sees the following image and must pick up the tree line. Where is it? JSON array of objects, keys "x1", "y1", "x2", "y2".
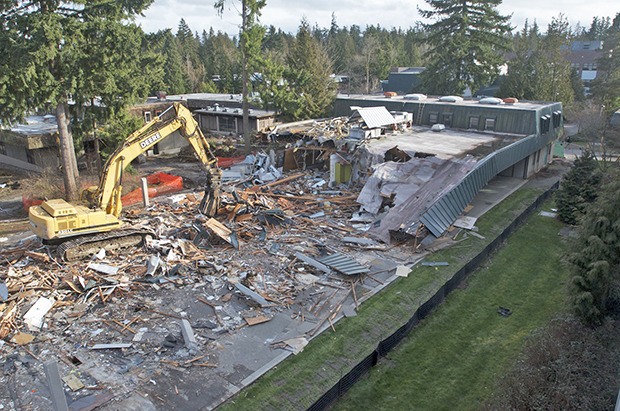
[{"x1": 1, "y1": 1, "x2": 619, "y2": 199}]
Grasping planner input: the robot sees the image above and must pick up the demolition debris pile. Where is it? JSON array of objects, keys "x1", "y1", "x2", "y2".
[{"x1": 0, "y1": 165, "x2": 434, "y2": 409}]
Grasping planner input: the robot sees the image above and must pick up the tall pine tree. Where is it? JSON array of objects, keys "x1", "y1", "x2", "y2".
[
  {"x1": 0, "y1": 0, "x2": 154, "y2": 200},
  {"x1": 418, "y1": 0, "x2": 512, "y2": 96},
  {"x1": 285, "y1": 19, "x2": 337, "y2": 120}
]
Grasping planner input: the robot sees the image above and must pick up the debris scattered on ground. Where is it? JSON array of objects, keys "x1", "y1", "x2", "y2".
[
  {"x1": 0, "y1": 119, "x2": 505, "y2": 409},
  {"x1": 497, "y1": 306, "x2": 512, "y2": 317}
]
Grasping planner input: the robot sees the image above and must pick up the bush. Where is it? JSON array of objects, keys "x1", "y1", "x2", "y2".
[
  {"x1": 555, "y1": 152, "x2": 602, "y2": 225},
  {"x1": 484, "y1": 315, "x2": 620, "y2": 410}
]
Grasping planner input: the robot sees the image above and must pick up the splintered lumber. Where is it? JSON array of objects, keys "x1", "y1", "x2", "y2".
[
  {"x1": 204, "y1": 218, "x2": 239, "y2": 249},
  {"x1": 246, "y1": 172, "x2": 305, "y2": 192},
  {"x1": 244, "y1": 315, "x2": 271, "y2": 326},
  {"x1": 309, "y1": 289, "x2": 350, "y2": 336}
]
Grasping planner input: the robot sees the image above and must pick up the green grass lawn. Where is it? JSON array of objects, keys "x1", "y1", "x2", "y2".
[
  {"x1": 333, "y1": 207, "x2": 568, "y2": 411},
  {"x1": 219, "y1": 187, "x2": 556, "y2": 410}
]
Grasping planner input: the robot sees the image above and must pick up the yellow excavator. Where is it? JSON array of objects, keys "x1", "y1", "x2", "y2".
[{"x1": 29, "y1": 102, "x2": 222, "y2": 261}]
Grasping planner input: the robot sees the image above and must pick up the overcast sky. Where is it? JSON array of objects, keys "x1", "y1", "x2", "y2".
[{"x1": 136, "y1": 0, "x2": 618, "y2": 37}]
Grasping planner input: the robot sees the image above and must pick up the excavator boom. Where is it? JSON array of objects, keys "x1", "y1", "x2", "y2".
[{"x1": 29, "y1": 102, "x2": 222, "y2": 260}]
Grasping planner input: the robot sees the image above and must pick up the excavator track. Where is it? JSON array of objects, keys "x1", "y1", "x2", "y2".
[{"x1": 57, "y1": 228, "x2": 154, "y2": 262}]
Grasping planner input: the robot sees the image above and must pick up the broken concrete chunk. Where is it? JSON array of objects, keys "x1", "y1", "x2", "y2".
[
  {"x1": 23, "y1": 297, "x2": 55, "y2": 331},
  {"x1": 453, "y1": 216, "x2": 477, "y2": 230},
  {"x1": 180, "y1": 319, "x2": 199, "y2": 352},
  {"x1": 233, "y1": 282, "x2": 271, "y2": 307},
  {"x1": 282, "y1": 337, "x2": 308, "y2": 355},
  {"x1": 94, "y1": 248, "x2": 106, "y2": 260},
  {"x1": 296, "y1": 273, "x2": 319, "y2": 285},
  {"x1": 395, "y1": 265, "x2": 411, "y2": 277}
]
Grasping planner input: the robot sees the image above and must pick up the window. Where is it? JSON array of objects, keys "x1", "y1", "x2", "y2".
[
  {"x1": 429, "y1": 112, "x2": 438, "y2": 124},
  {"x1": 484, "y1": 118, "x2": 496, "y2": 131},
  {"x1": 469, "y1": 116, "x2": 480, "y2": 129},
  {"x1": 144, "y1": 111, "x2": 152, "y2": 122},
  {"x1": 540, "y1": 115, "x2": 551, "y2": 133},
  {"x1": 441, "y1": 113, "x2": 453, "y2": 126},
  {"x1": 552, "y1": 111, "x2": 562, "y2": 128},
  {"x1": 219, "y1": 116, "x2": 236, "y2": 132},
  {"x1": 0, "y1": 141, "x2": 6, "y2": 156}
]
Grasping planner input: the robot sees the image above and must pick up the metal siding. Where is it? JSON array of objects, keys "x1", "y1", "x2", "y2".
[
  {"x1": 420, "y1": 131, "x2": 554, "y2": 237},
  {"x1": 356, "y1": 107, "x2": 397, "y2": 129},
  {"x1": 318, "y1": 253, "x2": 369, "y2": 275}
]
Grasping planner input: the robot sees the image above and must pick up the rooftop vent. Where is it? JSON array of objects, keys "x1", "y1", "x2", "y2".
[
  {"x1": 479, "y1": 97, "x2": 503, "y2": 105},
  {"x1": 438, "y1": 95, "x2": 463, "y2": 103},
  {"x1": 403, "y1": 93, "x2": 427, "y2": 101}
]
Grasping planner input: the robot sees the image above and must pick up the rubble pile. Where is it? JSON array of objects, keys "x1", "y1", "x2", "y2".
[{"x1": 0, "y1": 170, "x2": 421, "y2": 410}]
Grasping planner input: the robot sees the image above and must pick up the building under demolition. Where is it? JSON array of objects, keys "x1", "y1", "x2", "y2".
[{"x1": 333, "y1": 94, "x2": 562, "y2": 238}]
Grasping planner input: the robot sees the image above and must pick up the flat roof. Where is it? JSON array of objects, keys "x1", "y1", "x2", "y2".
[
  {"x1": 338, "y1": 93, "x2": 558, "y2": 111},
  {"x1": 194, "y1": 107, "x2": 276, "y2": 118},
  {"x1": 144, "y1": 93, "x2": 245, "y2": 105},
  {"x1": 364, "y1": 126, "x2": 507, "y2": 160}
]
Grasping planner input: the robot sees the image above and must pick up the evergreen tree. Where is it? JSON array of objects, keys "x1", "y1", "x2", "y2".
[
  {"x1": 498, "y1": 21, "x2": 539, "y2": 99},
  {"x1": 0, "y1": 0, "x2": 154, "y2": 200},
  {"x1": 285, "y1": 19, "x2": 337, "y2": 120},
  {"x1": 150, "y1": 29, "x2": 188, "y2": 94},
  {"x1": 569, "y1": 166, "x2": 620, "y2": 325},
  {"x1": 591, "y1": 13, "x2": 620, "y2": 122},
  {"x1": 418, "y1": 0, "x2": 512, "y2": 95},
  {"x1": 555, "y1": 152, "x2": 602, "y2": 225},
  {"x1": 215, "y1": 0, "x2": 266, "y2": 153},
  {"x1": 532, "y1": 15, "x2": 575, "y2": 103}
]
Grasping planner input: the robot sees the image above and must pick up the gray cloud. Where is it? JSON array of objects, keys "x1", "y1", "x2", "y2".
[{"x1": 136, "y1": 0, "x2": 618, "y2": 35}]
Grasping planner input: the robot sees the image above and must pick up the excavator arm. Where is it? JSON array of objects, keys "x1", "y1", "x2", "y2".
[
  {"x1": 89, "y1": 102, "x2": 221, "y2": 217},
  {"x1": 29, "y1": 102, "x2": 222, "y2": 245}
]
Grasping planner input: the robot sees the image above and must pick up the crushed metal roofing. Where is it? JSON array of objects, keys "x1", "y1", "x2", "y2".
[
  {"x1": 317, "y1": 253, "x2": 369, "y2": 275},
  {"x1": 419, "y1": 131, "x2": 557, "y2": 237},
  {"x1": 349, "y1": 106, "x2": 396, "y2": 129}
]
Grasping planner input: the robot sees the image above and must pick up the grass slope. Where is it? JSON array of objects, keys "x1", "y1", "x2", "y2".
[
  {"x1": 334, "y1": 208, "x2": 568, "y2": 410},
  {"x1": 219, "y1": 187, "x2": 551, "y2": 410}
]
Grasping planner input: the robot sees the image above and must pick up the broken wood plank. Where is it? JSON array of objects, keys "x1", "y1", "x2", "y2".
[
  {"x1": 244, "y1": 315, "x2": 271, "y2": 326},
  {"x1": 204, "y1": 218, "x2": 239, "y2": 249}
]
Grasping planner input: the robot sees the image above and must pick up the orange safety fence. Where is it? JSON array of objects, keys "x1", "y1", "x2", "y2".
[
  {"x1": 121, "y1": 172, "x2": 183, "y2": 206},
  {"x1": 217, "y1": 156, "x2": 246, "y2": 168}
]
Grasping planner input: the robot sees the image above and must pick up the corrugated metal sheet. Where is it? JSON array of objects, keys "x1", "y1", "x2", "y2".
[
  {"x1": 353, "y1": 106, "x2": 397, "y2": 129},
  {"x1": 317, "y1": 253, "x2": 369, "y2": 275}
]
